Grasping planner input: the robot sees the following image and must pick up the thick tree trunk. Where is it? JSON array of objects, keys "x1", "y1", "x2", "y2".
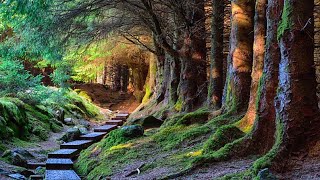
[
  {"x1": 208, "y1": 0, "x2": 224, "y2": 109},
  {"x1": 223, "y1": 0, "x2": 255, "y2": 113},
  {"x1": 121, "y1": 65, "x2": 129, "y2": 92},
  {"x1": 178, "y1": 0, "x2": 207, "y2": 112},
  {"x1": 272, "y1": 0, "x2": 319, "y2": 169},
  {"x1": 237, "y1": 0, "x2": 267, "y2": 132}
]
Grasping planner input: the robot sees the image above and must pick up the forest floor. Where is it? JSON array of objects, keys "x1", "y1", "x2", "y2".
[{"x1": 0, "y1": 83, "x2": 140, "y2": 179}]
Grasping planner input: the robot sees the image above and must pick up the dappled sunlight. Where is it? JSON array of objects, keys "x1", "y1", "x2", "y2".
[{"x1": 110, "y1": 143, "x2": 134, "y2": 151}]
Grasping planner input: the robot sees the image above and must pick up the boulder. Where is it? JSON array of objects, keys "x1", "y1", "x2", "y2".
[
  {"x1": 12, "y1": 149, "x2": 34, "y2": 159},
  {"x1": 59, "y1": 127, "x2": 81, "y2": 142},
  {"x1": 257, "y1": 168, "x2": 277, "y2": 180},
  {"x1": 79, "y1": 119, "x2": 90, "y2": 129},
  {"x1": 131, "y1": 116, "x2": 164, "y2": 129},
  {"x1": 12, "y1": 153, "x2": 27, "y2": 167},
  {"x1": 63, "y1": 118, "x2": 75, "y2": 126},
  {"x1": 122, "y1": 125, "x2": 144, "y2": 138},
  {"x1": 54, "y1": 109, "x2": 65, "y2": 122}
]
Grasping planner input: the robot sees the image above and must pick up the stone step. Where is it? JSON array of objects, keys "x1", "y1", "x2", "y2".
[
  {"x1": 94, "y1": 125, "x2": 117, "y2": 132},
  {"x1": 118, "y1": 111, "x2": 129, "y2": 114},
  {"x1": 60, "y1": 140, "x2": 93, "y2": 150},
  {"x1": 48, "y1": 149, "x2": 79, "y2": 159},
  {"x1": 105, "y1": 120, "x2": 123, "y2": 126},
  {"x1": 29, "y1": 175, "x2": 44, "y2": 180},
  {"x1": 46, "y1": 158, "x2": 73, "y2": 170},
  {"x1": 79, "y1": 132, "x2": 108, "y2": 141},
  {"x1": 112, "y1": 117, "x2": 127, "y2": 121},
  {"x1": 27, "y1": 162, "x2": 46, "y2": 169},
  {"x1": 45, "y1": 170, "x2": 81, "y2": 180}
]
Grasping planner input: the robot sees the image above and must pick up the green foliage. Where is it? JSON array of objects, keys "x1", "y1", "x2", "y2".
[{"x1": 0, "y1": 60, "x2": 42, "y2": 96}]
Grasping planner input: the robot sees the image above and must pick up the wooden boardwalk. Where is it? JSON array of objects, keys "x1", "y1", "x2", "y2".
[{"x1": 26, "y1": 112, "x2": 129, "y2": 180}]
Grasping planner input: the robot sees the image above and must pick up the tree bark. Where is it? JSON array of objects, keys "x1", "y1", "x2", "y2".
[
  {"x1": 272, "y1": 0, "x2": 319, "y2": 169},
  {"x1": 178, "y1": 0, "x2": 208, "y2": 112},
  {"x1": 237, "y1": 0, "x2": 267, "y2": 132},
  {"x1": 223, "y1": 0, "x2": 255, "y2": 113},
  {"x1": 208, "y1": 0, "x2": 225, "y2": 109}
]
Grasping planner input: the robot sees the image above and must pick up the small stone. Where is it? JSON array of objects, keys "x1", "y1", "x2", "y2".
[
  {"x1": 64, "y1": 118, "x2": 75, "y2": 125},
  {"x1": 59, "y1": 127, "x2": 81, "y2": 142},
  {"x1": 257, "y1": 168, "x2": 277, "y2": 180},
  {"x1": 8, "y1": 173, "x2": 26, "y2": 180},
  {"x1": 35, "y1": 167, "x2": 46, "y2": 175}
]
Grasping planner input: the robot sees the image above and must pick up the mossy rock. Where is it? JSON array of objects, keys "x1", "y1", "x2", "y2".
[
  {"x1": 121, "y1": 125, "x2": 144, "y2": 138},
  {"x1": 129, "y1": 116, "x2": 164, "y2": 129}
]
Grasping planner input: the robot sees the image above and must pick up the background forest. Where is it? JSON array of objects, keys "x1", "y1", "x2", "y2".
[{"x1": 1, "y1": 0, "x2": 320, "y2": 179}]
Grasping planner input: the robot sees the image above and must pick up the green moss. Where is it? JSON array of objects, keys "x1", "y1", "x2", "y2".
[
  {"x1": 152, "y1": 124, "x2": 212, "y2": 150},
  {"x1": 175, "y1": 108, "x2": 210, "y2": 125},
  {"x1": 174, "y1": 98, "x2": 183, "y2": 112},
  {"x1": 251, "y1": 118, "x2": 284, "y2": 174},
  {"x1": 142, "y1": 84, "x2": 152, "y2": 103},
  {"x1": 32, "y1": 126, "x2": 49, "y2": 140},
  {"x1": 277, "y1": 0, "x2": 293, "y2": 41},
  {"x1": 203, "y1": 125, "x2": 245, "y2": 154}
]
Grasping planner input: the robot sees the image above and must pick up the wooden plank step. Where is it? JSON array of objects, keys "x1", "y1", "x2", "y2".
[
  {"x1": 94, "y1": 125, "x2": 117, "y2": 132},
  {"x1": 79, "y1": 132, "x2": 108, "y2": 141},
  {"x1": 60, "y1": 140, "x2": 93, "y2": 149},
  {"x1": 29, "y1": 175, "x2": 44, "y2": 180},
  {"x1": 112, "y1": 117, "x2": 127, "y2": 121},
  {"x1": 48, "y1": 149, "x2": 79, "y2": 159},
  {"x1": 27, "y1": 162, "x2": 46, "y2": 169},
  {"x1": 118, "y1": 111, "x2": 129, "y2": 114},
  {"x1": 45, "y1": 170, "x2": 80, "y2": 180},
  {"x1": 105, "y1": 120, "x2": 123, "y2": 126},
  {"x1": 116, "y1": 113, "x2": 129, "y2": 117},
  {"x1": 46, "y1": 158, "x2": 73, "y2": 170}
]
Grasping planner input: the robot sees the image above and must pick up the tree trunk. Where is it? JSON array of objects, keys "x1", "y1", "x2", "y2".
[
  {"x1": 237, "y1": 0, "x2": 267, "y2": 132},
  {"x1": 208, "y1": 0, "x2": 225, "y2": 109},
  {"x1": 272, "y1": 0, "x2": 319, "y2": 169},
  {"x1": 178, "y1": 0, "x2": 207, "y2": 112},
  {"x1": 223, "y1": 0, "x2": 255, "y2": 113},
  {"x1": 121, "y1": 65, "x2": 129, "y2": 92}
]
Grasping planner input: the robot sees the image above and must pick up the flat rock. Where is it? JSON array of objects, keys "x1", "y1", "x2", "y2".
[
  {"x1": 45, "y1": 170, "x2": 80, "y2": 180},
  {"x1": 105, "y1": 120, "x2": 123, "y2": 126}
]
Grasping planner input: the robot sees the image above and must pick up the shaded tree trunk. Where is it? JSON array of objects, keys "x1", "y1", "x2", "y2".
[
  {"x1": 223, "y1": 0, "x2": 255, "y2": 113},
  {"x1": 178, "y1": 0, "x2": 207, "y2": 112},
  {"x1": 121, "y1": 65, "x2": 129, "y2": 92},
  {"x1": 272, "y1": 0, "x2": 319, "y2": 169},
  {"x1": 208, "y1": 0, "x2": 225, "y2": 109}
]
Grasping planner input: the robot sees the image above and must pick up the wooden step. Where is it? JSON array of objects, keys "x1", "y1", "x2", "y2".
[
  {"x1": 112, "y1": 117, "x2": 127, "y2": 121},
  {"x1": 29, "y1": 175, "x2": 44, "y2": 180},
  {"x1": 116, "y1": 113, "x2": 129, "y2": 118},
  {"x1": 48, "y1": 149, "x2": 79, "y2": 159},
  {"x1": 46, "y1": 158, "x2": 73, "y2": 170},
  {"x1": 79, "y1": 132, "x2": 108, "y2": 141},
  {"x1": 105, "y1": 120, "x2": 123, "y2": 126},
  {"x1": 60, "y1": 140, "x2": 93, "y2": 149},
  {"x1": 45, "y1": 170, "x2": 81, "y2": 180},
  {"x1": 118, "y1": 111, "x2": 129, "y2": 114},
  {"x1": 27, "y1": 162, "x2": 46, "y2": 169},
  {"x1": 94, "y1": 125, "x2": 117, "y2": 132}
]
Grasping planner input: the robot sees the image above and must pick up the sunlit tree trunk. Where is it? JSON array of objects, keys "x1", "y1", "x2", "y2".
[
  {"x1": 208, "y1": 0, "x2": 224, "y2": 109},
  {"x1": 237, "y1": 0, "x2": 267, "y2": 132},
  {"x1": 223, "y1": 0, "x2": 255, "y2": 113},
  {"x1": 272, "y1": 0, "x2": 319, "y2": 169}
]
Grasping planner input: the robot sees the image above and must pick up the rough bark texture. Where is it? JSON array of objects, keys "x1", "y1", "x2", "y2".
[
  {"x1": 208, "y1": 0, "x2": 224, "y2": 109},
  {"x1": 237, "y1": 0, "x2": 267, "y2": 132},
  {"x1": 178, "y1": 0, "x2": 207, "y2": 112},
  {"x1": 223, "y1": 0, "x2": 255, "y2": 113},
  {"x1": 249, "y1": 0, "x2": 283, "y2": 154},
  {"x1": 273, "y1": 0, "x2": 319, "y2": 169}
]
